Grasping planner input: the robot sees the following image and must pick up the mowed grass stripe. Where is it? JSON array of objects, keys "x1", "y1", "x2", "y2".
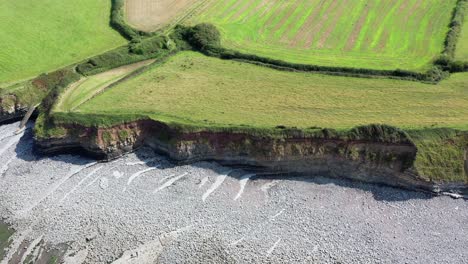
[
  {"x1": 278, "y1": 1, "x2": 311, "y2": 42},
  {"x1": 187, "y1": 0, "x2": 457, "y2": 71},
  {"x1": 353, "y1": 0, "x2": 383, "y2": 52},
  {"x1": 230, "y1": 0, "x2": 255, "y2": 21},
  {"x1": 315, "y1": 0, "x2": 350, "y2": 49},
  {"x1": 378, "y1": 0, "x2": 418, "y2": 53},
  {"x1": 285, "y1": 1, "x2": 321, "y2": 41},
  {"x1": 272, "y1": 1, "x2": 302, "y2": 38},
  {"x1": 224, "y1": 0, "x2": 245, "y2": 21},
  {"x1": 306, "y1": 0, "x2": 341, "y2": 48},
  {"x1": 299, "y1": 0, "x2": 336, "y2": 48},
  {"x1": 415, "y1": 2, "x2": 438, "y2": 54},
  {"x1": 75, "y1": 52, "x2": 468, "y2": 130},
  {"x1": 369, "y1": 0, "x2": 403, "y2": 50},
  {"x1": 235, "y1": 0, "x2": 264, "y2": 22},
  {"x1": 396, "y1": 0, "x2": 425, "y2": 54}
]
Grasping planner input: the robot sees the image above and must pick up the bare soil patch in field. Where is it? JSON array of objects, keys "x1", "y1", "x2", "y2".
[{"x1": 125, "y1": 0, "x2": 199, "y2": 31}]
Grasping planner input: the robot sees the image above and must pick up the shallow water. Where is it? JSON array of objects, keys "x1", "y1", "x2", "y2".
[{"x1": 0, "y1": 222, "x2": 14, "y2": 261}]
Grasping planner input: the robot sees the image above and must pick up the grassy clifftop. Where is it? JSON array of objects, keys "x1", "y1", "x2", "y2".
[
  {"x1": 40, "y1": 52, "x2": 468, "y2": 183},
  {"x1": 69, "y1": 52, "x2": 468, "y2": 130}
]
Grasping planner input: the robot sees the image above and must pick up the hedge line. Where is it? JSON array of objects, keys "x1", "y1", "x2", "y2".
[
  {"x1": 24, "y1": 0, "x2": 468, "y2": 115},
  {"x1": 435, "y1": 56, "x2": 468, "y2": 72},
  {"x1": 172, "y1": 24, "x2": 449, "y2": 83},
  {"x1": 436, "y1": 0, "x2": 468, "y2": 72},
  {"x1": 219, "y1": 49, "x2": 449, "y2": 83},
  {"x1": 38, "y1": 2, "x2": 468, "y2": 118},
  {"x1": 76, "y1": 35, "x2": 172, "y2": 76},
  {"x1": 443, "y1": 0, "x2": 467, "y2": 58},
  {"x1": 110, "y1": 0, "x2": 150, "y2": 40},
  {"x1": 38, "y1": 68, "x2": 81, "y2": 114}
]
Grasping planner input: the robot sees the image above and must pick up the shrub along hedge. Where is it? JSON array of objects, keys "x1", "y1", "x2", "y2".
[
  {"x1": 129, "y1": 35, "x2": 171, "y2": 55},
  {"x1": 443, "y1": 0, "x2": 467, "y2": 58},
  {"x1": 219, "y1": 49, "x2": 451, "y2": 82},
  {"x1": 12, "y1": 0, "x2": 468, "y2": 123},
  {"x1": 435, "y1": 55, "x2": 468, "y2": 72},
  {"x1": 77, "y1": 35, "x2": 172, "y2": 76},
  {"x1": 185, "y1": 23, "x2": 221, "y2": 51},
  {"x1": 436, "y1": 0, "x2": 468, "y2": 72},
  {"x1": 37, "y1": 68, "x2": 81, "y2": 114}
]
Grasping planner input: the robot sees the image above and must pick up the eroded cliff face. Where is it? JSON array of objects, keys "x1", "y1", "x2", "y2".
[
  {"x1": 35, "y1": 120, "x2": 468, "y2": 195},
  {"x1": 0, "y1": 94, "x2": 29, "y2": 124}
]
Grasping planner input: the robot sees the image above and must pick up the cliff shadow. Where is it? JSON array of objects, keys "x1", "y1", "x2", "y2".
[
  {"x1": 12, "y1": 129, "x2": 435, "y2": 203},
  {"x1": 277, "y1": 175, "x2": 434, "y2": 202},
  {"x1": 14, "y1": 124, "x2": 98, "y2": 166},
  {"x1": 132, "y1": 148, "x2": 434, "y2": 202}
]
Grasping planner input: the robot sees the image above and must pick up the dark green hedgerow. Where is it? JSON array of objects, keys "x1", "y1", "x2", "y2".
[
  {"x1": 33, "y1": 69, "x2": 88, "y2": 138},
  {"x1": 436, "y1": 0, "x2": 468, "y2": 72},
  {"x1": 9, "y1": 0, "x2": 468, "y2": 124},
  {"x1": 443, "y1": 0, "x2": 467, "y2": 58},
  {"x1": 172, "y1": 24, "x2": 449, "y2": 83},
  {"x1": 129, "y1": 35, "x2": 171, "y2": 54},
  {"x1": 435, "y1": 56, "x2": 468, "y2": 72},
  {"x1": 1, "y1": 67, "x2": 80, "y2": 115},
  {"x1": 77, "y1": 0, "x2": 177, "y2": 75},
  {"x1": 76, "y1": 35, "x2": 173, "y2": 76},
  {"x1": 221, "y1": 51, "x2": 449, "y2": 82},
  {"x1": 33, "y1": 67, "x2": 81, "y2": 137},
  {"x1": 185, "y1": 23, "x2": 221, "y2": 52},
  {"x1": 38, "y1": 68, "x2": 81, "y2": 114},
  {"x1": 110, "y1": 0, "x2": 149, "y2": 40}
]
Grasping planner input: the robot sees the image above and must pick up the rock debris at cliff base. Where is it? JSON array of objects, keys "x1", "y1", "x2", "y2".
[{"x1": 0, "y1": 122, "x2": 467, "y2": 263}]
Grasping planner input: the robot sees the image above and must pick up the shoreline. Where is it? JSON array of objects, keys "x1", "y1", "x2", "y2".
[
  {"x1": 35, "y1": 119, "x2": 468, "y2": 197},
  {"x1": 1, "y1": 121, "x2": 468, "y2": 263}
]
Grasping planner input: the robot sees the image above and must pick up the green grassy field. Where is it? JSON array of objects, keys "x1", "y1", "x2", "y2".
[
  {"x1": 187, "y1": 0, "x2": 457, "y2": 71},
  {"x1": 0, "y1": 0, "x2": 126, "y2": 85},
  {"x1": 69, "y1": 51, "x2": 468, "y2": 130},
  {"x1": 455, "y1": 1, "x2": 468, "y2": 61}
]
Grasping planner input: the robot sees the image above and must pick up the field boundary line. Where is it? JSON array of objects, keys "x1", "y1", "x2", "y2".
[{"x1": 72, "y1": 55, "x2": 173, "y2": 111}]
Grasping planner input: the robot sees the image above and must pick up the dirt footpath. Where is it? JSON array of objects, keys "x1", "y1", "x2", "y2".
[{"x1": 0, "y1": 122, "x2": 467, "y2": 263}]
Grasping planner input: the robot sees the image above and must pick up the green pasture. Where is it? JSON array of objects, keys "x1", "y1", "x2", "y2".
[
  {"x1": 188, "y1": 0, "x2": 457, "y2": 71},
  {"x1": 72, "y1": 52, "x2": 468, "y2": 130},
  {"x1": 0, "y1": 0, "x2": 126, "y2": 85}
]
